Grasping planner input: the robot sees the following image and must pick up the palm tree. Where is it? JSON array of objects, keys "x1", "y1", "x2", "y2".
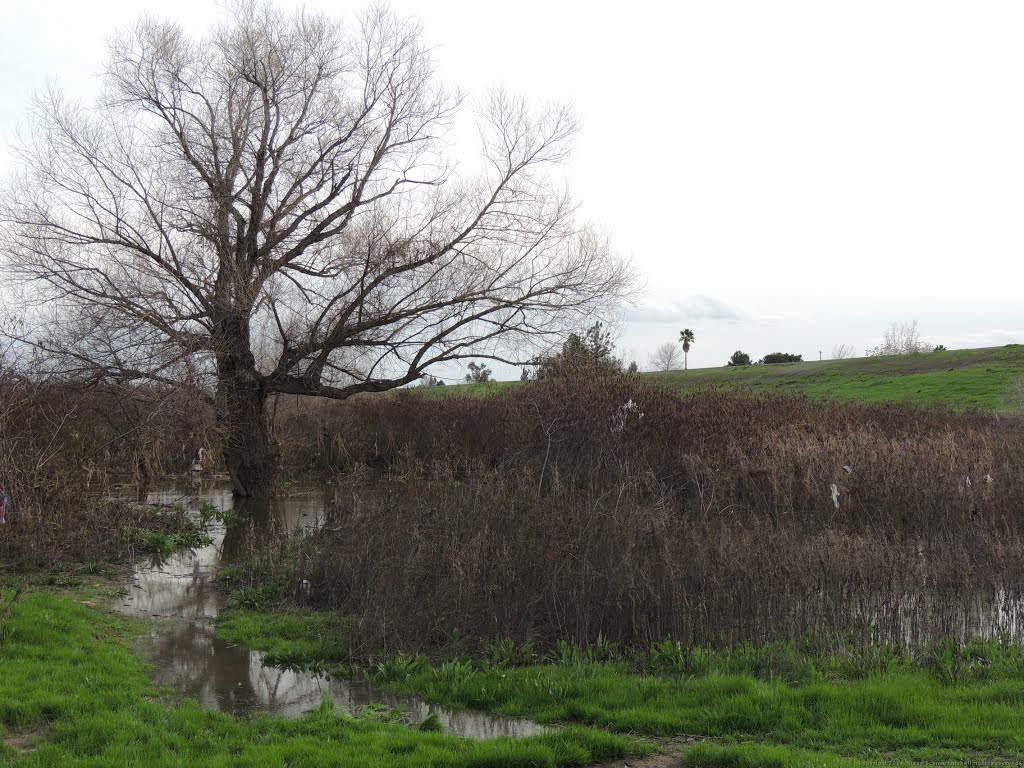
[{"x1": 679, "y1": 328, "x2": 695, "y2": 371}]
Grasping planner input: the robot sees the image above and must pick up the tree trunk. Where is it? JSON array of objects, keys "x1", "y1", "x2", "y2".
[
  {"x1": 218, "y1": 373, "x2": 278, "y2": 497},
  {"x1": 215, "y1": 317, "x2": 279, "y2": 498}
]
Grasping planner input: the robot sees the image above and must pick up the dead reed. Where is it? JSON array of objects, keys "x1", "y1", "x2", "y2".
[
  {"x1": 272, "y1": 379, "x2": 1024, "y2": 649},
  {"x1": 0, "y1": 371, "x2": 214, "y2": 568}
]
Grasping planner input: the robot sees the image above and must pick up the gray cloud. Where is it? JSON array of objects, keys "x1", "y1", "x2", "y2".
[{"x1": 625, "y1": 294, "x2": 783, "y2": 326}]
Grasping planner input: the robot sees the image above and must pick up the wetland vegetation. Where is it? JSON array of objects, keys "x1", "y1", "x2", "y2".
[
  {"x1": 1, "y1": 1, "x2": 1020, "y2": 764},
  {"x1": 3, "y1": 353, "x2": 1024, "y2": 766}
]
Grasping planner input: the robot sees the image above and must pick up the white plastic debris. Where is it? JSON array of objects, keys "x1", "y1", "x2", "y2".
[
  {"x1": 830, "y1": 483, "x2": 840, "y2": 509},
  {"x1": 610, "y1": 400, "x2": 644, "y2": 433},
  {"x1": 842, "y1": 465, "x2": 852, "y2": 475}
]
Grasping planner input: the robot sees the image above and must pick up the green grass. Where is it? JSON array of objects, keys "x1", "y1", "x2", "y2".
[
  {"x1": 412, "y1": 380, "x2": 520, "y2": 399},
  {"x1": 0, "y1": 589, "x2": 644, "y2": 766},
  {"x1": 390, "y1": 660, "x2": 1024, "y2": 766},
  {"x1": 685, "y1": 743, "x2": 866, "y2": 768},
  {"x1": 648, "y1": 345, "x2": 1024, "y2": 411},
  {"x1": 424, "y1": 345, "x2": 1024, "y2": 412},
  {"x1": 384, "y1": 663, "x2": 1024, "y2": 759},
  {"x1": 217, "y1": 609, "x2": 351, "y2": 669},
  {"x1": 217, "y1": 610, "x2": 1024, "y2": 767}
]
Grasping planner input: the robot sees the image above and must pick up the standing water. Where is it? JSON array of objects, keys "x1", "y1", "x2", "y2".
[{"x1": 113, "y1": 479, "x2": 546, "y2": 739}]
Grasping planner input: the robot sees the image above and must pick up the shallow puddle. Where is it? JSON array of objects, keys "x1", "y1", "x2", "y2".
[{"x1": 114, "y1": 479, "x2": 546, "y2": 739}]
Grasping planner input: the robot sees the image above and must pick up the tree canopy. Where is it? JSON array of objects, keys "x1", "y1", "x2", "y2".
[
  {"x1": 759, "y1": 352, "x2": 803, "y2": 364},
  {"x1": 532, "y1": 322, "x2": 626, "y2": 379},
  {"x1": 0, "y1": 3, "x2": 634, "y2": 495},
  {"x1": 649, "y1": 342, "x2": 683, "y2": 371}
]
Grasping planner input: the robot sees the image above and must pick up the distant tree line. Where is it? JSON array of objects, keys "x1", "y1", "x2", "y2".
[
  {"x1": 726, "y1": 350, "x2": 802, "y2": 366},
  {"x1": 722, "y1": 321, "x2": 946, "y2": 368}
]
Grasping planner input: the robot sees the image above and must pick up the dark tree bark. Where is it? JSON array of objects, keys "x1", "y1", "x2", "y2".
[
  {"x1": 213, "y1": 313, "x2": 278, "y2": 496},
  {"x1": 217, "y1": 371, "x2": 277, "y2": 498}
]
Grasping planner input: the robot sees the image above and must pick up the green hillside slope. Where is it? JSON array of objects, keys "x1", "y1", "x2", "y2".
[
  {"x1": 427, "y1": 345, "x2": 1024, "y2": 411},
  {"x1": 648, "y1": 345, "x2": 1024, "y2": 411}
]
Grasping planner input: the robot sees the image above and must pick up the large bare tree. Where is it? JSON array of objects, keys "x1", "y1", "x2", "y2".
[{"x1": 0, "y1": 3, "x2": 633, "y2": 496}]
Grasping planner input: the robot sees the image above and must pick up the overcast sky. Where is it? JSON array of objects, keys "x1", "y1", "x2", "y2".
[{"x1": 2, "y1": 1, "x2": 1021, "y2": 375}]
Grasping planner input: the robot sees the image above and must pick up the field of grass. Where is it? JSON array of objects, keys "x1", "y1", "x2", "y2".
[
  {"x1": 219, "y1": 608, "x2": 1024, "y2": 767},
  {"x1": 0, "y1": 588, "x2": 642, "y2": 767},
  {"x1": 648, "y1": 345, "x2": 1024, "y2": 411},
  {"x1": 424, "y1": 345, "x2": 1024, "y2": 411}
]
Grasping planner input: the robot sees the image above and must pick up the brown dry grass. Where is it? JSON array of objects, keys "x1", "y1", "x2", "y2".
[
  {"x1": 272, "y1": 378, "x2": 1024, "y2": 649},
  {"x1": 0, "y1": 372, "x2": 214, "y2": 568}
]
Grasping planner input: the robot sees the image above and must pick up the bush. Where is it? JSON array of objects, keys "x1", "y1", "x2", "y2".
[
  {"x1": 532, "y1": 322, "x2": 624, "y2": 379},
  {"x1": 867, "y1": 320, "x2": 935, "y2": 356},
  {"x1": 759, "y1": 352, "x2": 803, "y2": 364}
]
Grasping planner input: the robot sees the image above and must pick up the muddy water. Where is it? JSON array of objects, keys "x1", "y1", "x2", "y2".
[{"x1": 113, "y1": 479, "x2": 546, "y2": 739}]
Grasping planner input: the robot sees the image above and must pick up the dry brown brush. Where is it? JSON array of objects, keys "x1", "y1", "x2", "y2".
[
  {"x1": 0, "y1": 370, "x2": 214, "y2": 568},
  {"x1": 274, "y1": 379, "x2": 1024, "y2": 649}
]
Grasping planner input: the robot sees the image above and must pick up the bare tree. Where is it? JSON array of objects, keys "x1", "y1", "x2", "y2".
[
  {"x1": 0, "y1": 3, "x2": 634, "y2": 496},
  {"x1": 831, "y1": 343, "x2": 855, "y2": 360},
  {"x1": 867, "y1": 321, "x2": 933, "y2": 357},
  {"x1": 648, "y1": 342, "x2": 683, "y2": 371}
]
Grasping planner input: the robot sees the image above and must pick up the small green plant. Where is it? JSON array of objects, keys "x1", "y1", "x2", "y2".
[
  {"x1": 216, "y1": 564, "x2": 245, "y2": 584},
  {"x1": 218, "y1": 506, "x2": 246, "y2": 527},
  {"x1": 263, "y1": 651, "x2": 327, "y2": 676},
  {"x1": 226, "y1": 584, "x2": 285, "y2": 611},
  {"x1": 354, "y1": 702, "x2": 405, "y2": 724},
  {"x1": 41, "y1": 573, "x2": 84, "y2": 588},
  {"x1": 374, "y1": 652, "x2": 426, "y2": 682},
  {"x1": 417, "y1": 712, "x2": 444, "y2": 732},
  {"x1": 198, "y1": 501, "x2": 246, "y2": 527},
  {"x1": 648, "y1": 638, "x2": 687, "y2": 676},
  {"x1": 444, "y1": 626, "x2": 462, "y2": 645},
  {"x1": 479, "y1": 636, "x2": 534, "y2": 668},
  {"x1": 924, "y1": 638, "x2": 965, "y2": 686},
  {"x1": 142, "y1": 531, "x2": 175, "y2": 559},
  {"x1": 197, "y1": 501, "x2": 219, "y2": 526},
  {"x1": 172, "y1": 526, "x2": 213, "y2": 550},
  {"x1": 551, "y1": 639, "x2": 591, "y2": 667},
  {"x1": 594, "y1": 632, "x2": 619, "y2": 662},
  {"x1": 432, "y1": 659, "x2": 474, "y2": 684}
]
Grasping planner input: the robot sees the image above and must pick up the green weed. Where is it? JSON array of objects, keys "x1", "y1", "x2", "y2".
[
  {"x1": 417, "y1": 712, "x2": 444, "y2": 732},
  {"x1": 375, "y1": 653, "x2": 427, "y2": 683}
]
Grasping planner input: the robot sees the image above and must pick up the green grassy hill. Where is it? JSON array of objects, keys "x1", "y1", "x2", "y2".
[
  {"x1": 647, "y1": 344, "x2": 1024, "y2": 411},
  {"x1": 426, "y1": 345, "x2": 1024, "y2": 412}
]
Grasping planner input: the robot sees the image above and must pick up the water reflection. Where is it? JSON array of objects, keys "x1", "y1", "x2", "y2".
[
  {"x1": 114, "y1": 479, "x2": 546, "y2": 739},
  {"x1": 844, "y1": 588, "x2": 1024, "y2": 646}
]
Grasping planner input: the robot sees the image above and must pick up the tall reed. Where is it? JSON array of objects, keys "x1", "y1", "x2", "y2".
[
  {"x1": 271, "y1": 379, "x2": 1024, "y2": 649},
  {"x1": 0, "y1": 370, "x2": 214, "y2": 568}
]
